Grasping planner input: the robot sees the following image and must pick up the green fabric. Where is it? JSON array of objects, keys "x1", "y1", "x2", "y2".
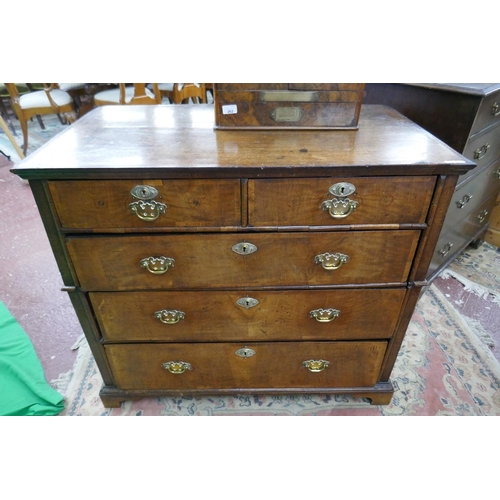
[{"x1": 0, "y1": 301, "x2": 64, "y2": 416}]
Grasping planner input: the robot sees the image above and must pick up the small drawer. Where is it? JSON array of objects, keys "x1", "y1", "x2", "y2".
[
  {"x1": 48, "y1": 179, "x2": 241, "y2": 230},
  {"x1": 428, "y1": 192, "x2": 499, "y2": 276},
  {"x1": 248, "y1": 177, "x2": 436, "y2": 227},
  {"x1": 443, "y1": 160, "x2": 500, "y2": 229},
  {"x1": 470, "y1": 91, "x2": 500, "y2": 135},
  {"x1": 91, "y1": 288, "x2": 406, "y2": 342},
  {"x1": 67, "y1": 230, "x2": 420, "y2": 291},
  {"x1": 461, "y1": 124, "x2": 500, "y2": 183},
  {"x1": 105, "y1": 341, "x2": 388, "y2": 391}
]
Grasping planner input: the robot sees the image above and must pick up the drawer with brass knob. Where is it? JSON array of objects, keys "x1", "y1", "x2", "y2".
[
  {"x1": 48, "y1": 179, "x2": 242, "y2": 230},
  {"x1": 90, "y1": 288, "x2": 406, "y2": 342},
  {"x1": 66, "y1": 230, "x2": 420, "y2": 290},
  {"x1": 104, "y1": 341, "x2": 388, "y2": 391},
  {"x1": 248, "y1": 177, "x2": 436, "y2": 226}
]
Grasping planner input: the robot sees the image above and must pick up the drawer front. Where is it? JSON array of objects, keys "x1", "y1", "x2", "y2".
[
  {"x1": 67, "y1": 230, "x2": 420, "y2": 290},
  {"x1": 91, "y1": 288, "x2": 405, "y2": 342},
  {"x1": 105, "y1": 341, "x2": 387, "y2": 390},
  {"x1": 248, "y1": 177, "x2": 435, "y2": 226},
  {"x1": 443, "y1": 160, "x2": 500, "y2": 229},
  {"x1": 428, "y1": 192, "x2": 499, "y2": 276},
  {"x1": 48, "y1": 179, "x2": 241, "y2": 230},
  {"x1": 462, "y1": 124, "x2": 500, "y2": 181},
  {"x1": 471, "y1": 91, "x2": 500, "y2": 135}
]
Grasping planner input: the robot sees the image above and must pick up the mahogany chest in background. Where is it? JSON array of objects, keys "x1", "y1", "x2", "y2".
[
  {"x1": 11, "y1": 104, "x2": 473, "y2": 407},
  {"x1": 364, "y1": 83, "x2": 500, "y2": 279}
]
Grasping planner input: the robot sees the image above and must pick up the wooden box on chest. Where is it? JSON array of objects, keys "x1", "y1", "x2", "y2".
[
  {"x1": 214, "y1": 83, "x2": 365, "y2": 129},
  {"x1": 11, "y1": 104, "x2": 474, "y2": 408}
]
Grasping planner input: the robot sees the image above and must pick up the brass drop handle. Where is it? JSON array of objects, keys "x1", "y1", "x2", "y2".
[
  {"x1": 474, "y1": 144, "x2": 490, "y2": 160},
  {"x1": 129, "y1": 200, "x2": 167, "y2": 221},
  {"x1": 140, "y1": 256, "x2": 175, "y2": 274},
  {"x1": 303, "y1": 359, "x2": 330, "y2": 372},
  {"x1": 314, "y1": 252, "x2": 350, "y2": 270},
  {"x1": 492, "y1": 102, "x2": 500, "y2": 116},
  {"x1": 155, "y1": 309, "x2": 185, "y2": 324},
  {"x1": 321, "y1": 198, "x2": 359, "y2": 219},
  {"x1": 162, "y1": 361, "x2": 192, "y2": 374},
  {"x1": 439, "y1": 242, "x2": 453, "y2": 257},
  {"x1": 309, "y1": 308, "x2": 340, "y2": 323},
  {"x1": 456, "y1": 194, "x2": 473, "y2": 209},
  {"x1": 129, "y1": 184, "x2": 167, "y2": 221},
  {"x1": 477, "y1": 210, "x2": 489, "y2": 224}
]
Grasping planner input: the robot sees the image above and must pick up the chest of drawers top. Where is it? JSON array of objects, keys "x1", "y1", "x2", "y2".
[{"x1": 12, "y1": 104, "x2": 473, "y2": 181}]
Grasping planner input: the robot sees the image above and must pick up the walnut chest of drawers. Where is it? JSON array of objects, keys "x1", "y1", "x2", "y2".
[
  {"x1": 364, "y1": 83, "x2": 500, "y2": 279},
  {"x1": 11, "y1": 104, "x2": 474, "y2": 407}
]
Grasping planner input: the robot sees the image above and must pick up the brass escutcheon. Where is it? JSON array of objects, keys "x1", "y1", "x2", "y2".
[
  {"x1": 130, "y1": 185, "x2": 159, "y2": 200},
  {"x1": 155, "y1": 309, "x2": 185, "y2": 324},
  {"x1": 162, "y1": 361, "x2": 192, "y2": 374},
  {"x1": 314, "y1": 252, "x2": 350, "y2": 270},
  {"x1": 236, "y1": 297, "x2": 259, "y2": 309},
  {"x1": 302, "y1": 359, "x2": 330, "y2": 372},
  {"x1": 140, "y1": 256, "x2": 175, "y2": 274},
  {"x1": 309, "y1": 308, "x2": 341, "y2": 323},
  {"x1": 232, "y1": 241, "x2": 258, "y2": 255},
  {"x1": 235, "y1": 347, "x2": 256, "y2": 358},
  {"x1": 328, "y1": 182, "x2": 356, "y2": 197}
]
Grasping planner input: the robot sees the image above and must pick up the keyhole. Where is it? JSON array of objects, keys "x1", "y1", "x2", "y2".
[
  {"x1": 242, "y1": 244, "x2": 248, "y2": 253},
  {"x1": 340, "y1": 186, "x2": 345, "y2": 195}
]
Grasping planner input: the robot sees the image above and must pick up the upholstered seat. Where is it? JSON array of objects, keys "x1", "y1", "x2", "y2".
[
  {"x1": 4, "y1": 83, "x2": 77, "y2": 155},
  {"x1": 19, "y1": 89, "x2": 73, "y2": 109}
]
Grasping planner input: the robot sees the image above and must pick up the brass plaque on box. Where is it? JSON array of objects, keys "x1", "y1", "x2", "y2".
[
  {"x1": 271, "y1": 107, "x2": 304, "y2": 122},
  {"x1": 260, "y1": 91, "x2": 319, "y2": 102}
]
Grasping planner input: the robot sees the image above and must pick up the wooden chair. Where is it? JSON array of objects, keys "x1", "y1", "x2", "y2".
[
  {"x1": 4, "y1": 83, "x2": 77, "y2": 155},
  {"x1": 93, "y1": 84, "x2": 162, "y2": 106},
  {"x1": 156, "y1": 83, "x2": 207, "y2": 104}
]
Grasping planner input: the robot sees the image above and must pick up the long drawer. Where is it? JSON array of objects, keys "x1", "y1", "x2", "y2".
[
  {"x1": 67, "y1": 230, "x2": 420, "y2": 290},
  {"x1": 105, "y1": 341, "x2": 388, "y2": 391},
  {"x1": 470, "y1": 91, "x2": 500, "y2": 135},
  {"x1": 461, "y1": 124, "x2": 500, "y2": 183},
  {"x1": 442, "y1": 160, "x2": 500, "y2": 230},
  {"x1": 48, "y1": 179, "x2": 242, "y2": 229},
  {"x1": 428, "y1": 191, "x2": 499, "y2": 276},
  {"x1": 248, "y1": 176, "x2": 435, "y2": 226},
  {"x1": 91, "y1": 288, "x2": 406, "y2": 342}
]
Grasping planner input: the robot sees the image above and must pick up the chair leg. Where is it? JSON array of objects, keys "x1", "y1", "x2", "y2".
[
  {"x1": 35, "y1": 115, "x2": 45, "y2": 129},
  {"x1": 19, "y1": 117, "x2": 29, "y2": 155}
]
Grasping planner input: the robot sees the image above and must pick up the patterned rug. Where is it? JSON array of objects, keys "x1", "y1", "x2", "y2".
[
  {"x1": 440, "y1": 242, "x2": 500, "y2": 304},
  {"x1": 58, "y1": 284, "x2": 500, "y2": 416}
]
